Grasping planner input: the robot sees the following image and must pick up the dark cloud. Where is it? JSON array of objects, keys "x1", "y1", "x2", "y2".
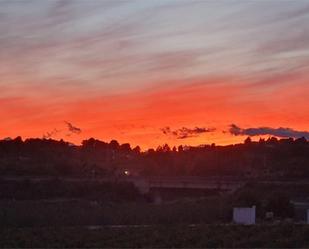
[
  {"x1": 65, "y1": 121, "x2": 82, "y2": 135},
  {"x1": 43, "y1": 128, "x2": 60, "y2": 139},
  {"x1": 42, "y1": 122, "x2": 81, "y2": 139},
  {"x1": 161, "y1": 126, "x2": 215, "y2": 139},
  {"x1": 229, "y1": 124, "x2": 309, "y2": 139}
]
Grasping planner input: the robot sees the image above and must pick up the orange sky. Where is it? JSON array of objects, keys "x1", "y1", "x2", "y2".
[
  {"x1": 1, "y1": 1, "x2": 309, "y2": 149},
  {"x1": 1, "y1": 76, "x2": 308, "y2": 149}
]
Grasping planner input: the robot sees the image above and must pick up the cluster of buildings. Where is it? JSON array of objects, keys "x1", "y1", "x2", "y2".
[{"x1": 233, "y1": 202, "x2": 309, "y2": 225}]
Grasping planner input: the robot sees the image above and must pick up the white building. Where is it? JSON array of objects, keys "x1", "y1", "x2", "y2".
[{"x1": 233, "y1": 206, "x2": 256, "y2": 225}]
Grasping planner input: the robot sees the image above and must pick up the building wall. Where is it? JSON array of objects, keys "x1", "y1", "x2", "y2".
[
  {"x1": 291, "y1": 201, "x2": 309, "y2": 222},
  {"x1": 233, "y1": 206, "x2": 256, "y2": 225}
]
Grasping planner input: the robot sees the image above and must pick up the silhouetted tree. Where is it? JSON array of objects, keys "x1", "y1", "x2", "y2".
[
  {"x1": 178, "y1": 145, "x2": 184, "y2": 152},
  {"x1": 109, "y1": 140, "x2": 120, "y2": 150},
  {"x1": 120, "y1": 143, "x2": 131, "y2": 152},
  {"x1": 244, "y1": 137, "x2": 252, "y2": 145},
  {"x1": 265, "y1": 192, "x2": 294, "y2": 218},
  {"x1": 133, "y1": 146, "x2": 141, "y2": 154}
]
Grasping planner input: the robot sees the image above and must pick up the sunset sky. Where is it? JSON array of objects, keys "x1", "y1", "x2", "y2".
[{"x1": 1, "y1": 0, "x2": 309, "y2": 149}]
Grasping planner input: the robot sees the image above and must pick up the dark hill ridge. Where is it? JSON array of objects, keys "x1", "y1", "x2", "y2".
[{"x1": 0, "y1": 136, "x2": 308, "y2": 179}]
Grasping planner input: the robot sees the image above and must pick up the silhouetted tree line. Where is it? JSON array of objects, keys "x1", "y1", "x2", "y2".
[{"x1": 0, "y1": 136, "x2": 308, "y2": 178}]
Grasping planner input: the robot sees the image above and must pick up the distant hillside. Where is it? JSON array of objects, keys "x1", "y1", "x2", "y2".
[{"x1": 0, "y1": 136, "x2": 308, "y2": 178}]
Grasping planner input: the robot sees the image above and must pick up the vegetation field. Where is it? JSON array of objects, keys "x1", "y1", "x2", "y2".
[
  {"x1": 0, "y1": 197, "x2": 230, "y2": 227},
  {"x1": 1, "y1": 224, "x2": 309, "y2": 248}
]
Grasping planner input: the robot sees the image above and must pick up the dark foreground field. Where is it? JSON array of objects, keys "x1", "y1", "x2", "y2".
[
  {"x1": 1, "y1": 179, "x2": 309, "y2": 248},
  {"x1": 1, "y1": 225, "x2": 309, "y2": 248}
]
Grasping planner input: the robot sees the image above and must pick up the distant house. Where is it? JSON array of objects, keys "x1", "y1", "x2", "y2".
[
  {"x1": 233, "y1": 206, "x2": 256, "y2": 225},
  {"x1": 291, "y1": 199, "x2": 309, "y2": 223}
]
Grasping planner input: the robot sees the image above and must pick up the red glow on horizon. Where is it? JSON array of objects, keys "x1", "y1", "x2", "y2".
[{"x1": 1, "y1": 77, "x2": 308, "y2": 150}]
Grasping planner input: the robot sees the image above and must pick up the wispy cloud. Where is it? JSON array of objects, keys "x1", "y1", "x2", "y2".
[
  {"x1": 229, "y1": 124, "x2": 309, "y2": 139},
  {"x1": 43, "y1": 128, "x2": 60, "y2": 139},
  {"x1": 1, "y1": 1, "x2": 309, "y2": 147},
  {"x1": 161, "y1": 126, "x2": 215, "y2": 139},
  {"x1": 42, "y1": 121, "x2": 82, "y2": 139},
  {"x1": 2, "y1": 0, "x2": 309, "y2": 95},
  {"x1": 65, "y1": 121, "x2": 82, "y2": 135}
]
